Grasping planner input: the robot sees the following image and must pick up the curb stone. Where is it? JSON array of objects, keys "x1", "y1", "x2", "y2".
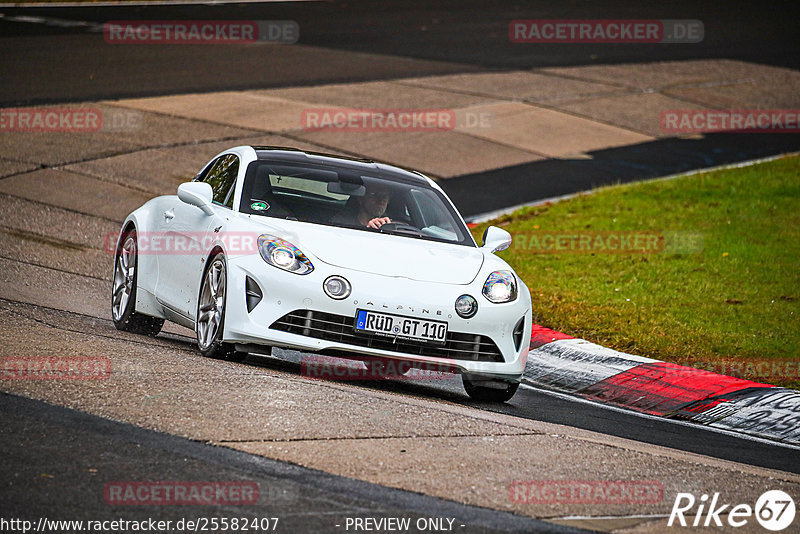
[{"x1": 525, "y1": 325, "x2": 800, "y2": 445}]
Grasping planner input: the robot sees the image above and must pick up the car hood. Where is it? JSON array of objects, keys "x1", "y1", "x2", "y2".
[{"x1": 252, "y1": 218, "x2": 484, "y2": 284}]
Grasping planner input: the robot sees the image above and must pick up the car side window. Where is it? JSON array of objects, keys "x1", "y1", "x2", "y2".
[
  {"x1": 201, "y1": 154, "x2": 239, "y2": 208},
  {"x1": 411, "y1": 189, "x2": 447, "y2": 228}
]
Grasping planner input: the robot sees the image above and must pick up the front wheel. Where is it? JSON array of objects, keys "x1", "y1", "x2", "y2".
[
  {"x1": 196, "y1": 253, "x2": 246, "y2": 362},
  {"x1": 462, "y1": 374, "x2": 520, "y2": 403},
  {"x1": 111, "y1": 230, "x2": 164, "y2": 336}
]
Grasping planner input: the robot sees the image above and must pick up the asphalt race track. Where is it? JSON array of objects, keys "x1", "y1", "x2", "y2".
[
  {"x1": 1, "y1": 1, "x2": 799, "y2": 532},
  {"x1": 1, "y1": 392, "x2": 574, "y2": 533},
  {"x1": 1, "y1": 0, "x2": 800, "y2": 105}
]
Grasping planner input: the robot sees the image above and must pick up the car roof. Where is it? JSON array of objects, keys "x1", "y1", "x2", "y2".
[{"x1": 251, "y1": 146, "x2": 432, "y2": 186}]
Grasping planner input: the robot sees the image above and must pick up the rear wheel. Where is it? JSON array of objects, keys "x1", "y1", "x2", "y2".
[
  {"x1": 462, "y1": 374, "x2": 520, "y2": 403},
  {"x1": 111, "y1": 230, "x2": 164, "y2": 336},
  {"x1": 196, "y1": 253, "x2": 246, "y2": 362}
]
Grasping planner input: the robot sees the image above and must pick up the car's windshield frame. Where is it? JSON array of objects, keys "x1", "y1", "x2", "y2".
[{"x1": 237, "y1": 159, "x2": 476, "y2": 247}]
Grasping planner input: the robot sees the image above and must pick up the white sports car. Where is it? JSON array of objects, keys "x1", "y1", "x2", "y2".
[{"x1": 112, "y1": 146, "x2": 531, "y2": 402}]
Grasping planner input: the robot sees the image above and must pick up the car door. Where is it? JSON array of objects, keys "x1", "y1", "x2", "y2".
[{"x1": 155, "y1": 154, "x2": 239, "y2": 319}]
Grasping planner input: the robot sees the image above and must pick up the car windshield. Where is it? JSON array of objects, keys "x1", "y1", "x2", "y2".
[{"x1": 239, "y1": 160, "x2": 473, "y2": 246}]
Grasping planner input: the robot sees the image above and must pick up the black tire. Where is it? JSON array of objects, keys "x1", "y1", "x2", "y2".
[
  {"x1": 196, "y1": 253, "x2": 246, "y2": 362},
  {"x1": 462, "y1": 374, "x2": 520, "y2": 403},
  {"x1": 111, "y1": 229, "x2": 164, "y2": 336}
]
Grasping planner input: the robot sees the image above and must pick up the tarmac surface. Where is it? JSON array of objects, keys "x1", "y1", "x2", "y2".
[
  {"x1": 1, "y1": 2, "x2": 799, "y2": 532},
  {"x1": 2, "y1": 392, "x2": 575, "y2": 533},
  {"x1": 3, "y1": 300, "x2": 799, "y2": 533},
  {"x1": 1, "y1": 0, "x2": 799, "y2": 106},
  {"x1": 2, "y1": 59, "x2": 798, "y2": 218}
]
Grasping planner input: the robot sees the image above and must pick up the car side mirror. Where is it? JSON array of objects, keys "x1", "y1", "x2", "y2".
[
  {"x1": 481, "y1": 226, "x2": 512, "y2": 253},
  {"x1": 177, "y1": 182, "x2": 214, "y2": 215}
]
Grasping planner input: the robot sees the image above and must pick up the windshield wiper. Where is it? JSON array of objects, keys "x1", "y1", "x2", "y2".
[{"x1": 379, "y1": 222, "x2": 431, "y2": 239}]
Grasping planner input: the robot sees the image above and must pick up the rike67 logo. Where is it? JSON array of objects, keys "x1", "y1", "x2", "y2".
[{"x1": 668, "y1": 490, "x2": 795, "y2": 531}]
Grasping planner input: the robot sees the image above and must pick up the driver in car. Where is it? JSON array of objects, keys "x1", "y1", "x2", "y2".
[{"x1": 331, "y1": 184, "x2": 392, "y2": 229}]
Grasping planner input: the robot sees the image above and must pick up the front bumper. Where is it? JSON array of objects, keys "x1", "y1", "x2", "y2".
[{"x1": 222, "y1": 253, "x2": 531, "y2": 380}]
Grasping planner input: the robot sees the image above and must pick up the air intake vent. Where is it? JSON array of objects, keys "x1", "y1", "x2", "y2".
[
  {"x1": 245, "y1": 276, "x2": 263, "y2": 313},
  {"x1": 271, "y1": 310, "x2": 503, "y2": 363},
  {"x1": 512, "y1": 316, "x2": 526, "y2": 351}
]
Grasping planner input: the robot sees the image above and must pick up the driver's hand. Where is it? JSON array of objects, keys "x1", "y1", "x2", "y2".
[{"x1": 366, "y1": 217, "x2": 392, "y2": 229}]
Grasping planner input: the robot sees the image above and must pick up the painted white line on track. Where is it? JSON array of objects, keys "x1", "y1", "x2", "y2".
[
  {"x1": 1, "y1": 0, "x2": 318, "y2": 7},
  {"x1": 519, "y1": 382, "x2": 800, "y2": 452},
  {"x1": 552, "y1": 514, "x2": 670, "y2": 520},
  {"x1": 467, "y1": 150, "x2": 800, "y2": 223},
  {"x1": 0, "y1": 13, "x2": 103, "y2": 30}
]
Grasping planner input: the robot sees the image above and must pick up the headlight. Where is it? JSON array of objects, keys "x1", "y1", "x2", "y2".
[
  {"x1": 482, "y1": 270, "x2": 517, "y2": 303},
  {"x1": 455, "y1": 294, "x2": 478, "y2": 318},
  {"x1": 257, "y1": 235, "x2": 313, "y2": 275},
  {"x1": 324, "y1": 275, "x2": 351, "y2": 300}
]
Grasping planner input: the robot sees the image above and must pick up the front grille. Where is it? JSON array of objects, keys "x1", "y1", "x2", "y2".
[{"x1": 270, "y1": 310, "x2": 504, "y2": 362}]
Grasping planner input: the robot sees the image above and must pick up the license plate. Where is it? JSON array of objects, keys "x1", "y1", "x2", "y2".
[{"x1": 354, "y1": 310, "x2": 447, "y2": 345}]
